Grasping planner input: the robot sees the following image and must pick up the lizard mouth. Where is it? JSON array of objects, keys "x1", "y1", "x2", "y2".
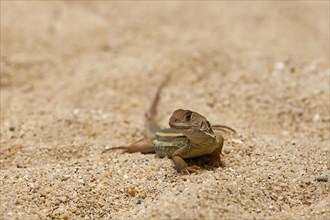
[{"x1": 169, "y1": 121, "x2": 193, "y2": 130}]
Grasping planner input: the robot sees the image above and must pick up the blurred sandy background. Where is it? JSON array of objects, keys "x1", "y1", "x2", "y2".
[{"x1": 1, "y1": 1, "x2": 329, "y2": 219}]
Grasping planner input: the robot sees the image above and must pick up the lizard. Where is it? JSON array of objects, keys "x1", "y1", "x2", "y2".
[{"x1": 102, "y1": 75, "x2": 235, "y2": 174}]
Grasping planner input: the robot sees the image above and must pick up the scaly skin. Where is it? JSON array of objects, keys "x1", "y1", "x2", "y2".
[
  {"x1": 102, "y1": 75, "x2": 234, "y2": 174},
  {"x1": 167, "y1": 109, "x2": 225, "y2": 174}
]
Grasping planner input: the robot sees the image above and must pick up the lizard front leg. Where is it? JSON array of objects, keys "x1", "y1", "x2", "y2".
[
  {"x1": 207, "y1": 134, "x2": 225, "y2": 168},
  {"x1": 172, "y1": 147, "x2": 201, "y2": 174}
]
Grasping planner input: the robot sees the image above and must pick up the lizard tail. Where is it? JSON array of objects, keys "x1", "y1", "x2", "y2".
[
  {"x1": 102, "y1": 137, "x2": 155, "y2": 154},
  {"x1": 212, "y1": 124, "x2": 236, "y2": 133},
  {"x1": 145, "y1": 73, "x2": 172, "y2": 137},
  {"x1": 101, "y1": 146, "x2": 127, "y2": 154}
]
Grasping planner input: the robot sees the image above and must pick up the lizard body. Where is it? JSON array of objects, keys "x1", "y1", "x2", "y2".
[{"x1": 103, "y1": 75, "x2": 235, "y2": 174}]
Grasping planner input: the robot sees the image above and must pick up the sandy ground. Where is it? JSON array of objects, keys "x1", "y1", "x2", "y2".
[{"x1": 1, "y1": 1, "x2": 329, "y2": 219}]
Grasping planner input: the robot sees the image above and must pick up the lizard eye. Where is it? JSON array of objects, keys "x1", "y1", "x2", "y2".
[{"x1": 185, "y1": 114, "x2": 192, "y2": 121}]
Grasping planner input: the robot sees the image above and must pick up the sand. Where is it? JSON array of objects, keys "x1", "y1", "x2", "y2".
[{"x1": 1, "y1": 1, "x2": 329, "y2": 219}]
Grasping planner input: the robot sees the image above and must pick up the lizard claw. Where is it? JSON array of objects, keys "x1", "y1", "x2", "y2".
[
  {"x1": 207, "y1": 158, "x2": 225, "y2": 169},
  {"x1": 180, "y1": 165, "x2": 201, "y2": 175}
]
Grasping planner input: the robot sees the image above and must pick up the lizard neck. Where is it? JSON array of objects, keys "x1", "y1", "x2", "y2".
[{"x1": 181, "y1": 130, "x2": 216, "y2": 145}]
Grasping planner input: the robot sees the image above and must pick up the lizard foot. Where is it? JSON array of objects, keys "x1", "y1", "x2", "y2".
[
  {"x1": 180, "y1": 165, "x2": 201, "y2": 175},
  {"x1": 207, "y1": 158, "x2": 225, "y2": 169}
]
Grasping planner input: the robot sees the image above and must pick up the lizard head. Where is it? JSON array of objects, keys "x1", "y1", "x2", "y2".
[{"x1": 168, "y1": 109, "x2": 215, "y2": 143}]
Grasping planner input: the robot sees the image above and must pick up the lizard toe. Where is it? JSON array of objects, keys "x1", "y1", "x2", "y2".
[
  {"x1": 207, "y1": 158, "x2": 225, "y2": 169},
  {"x1": 180, "y1": 165, "x2": 201, "y2": 175}
]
